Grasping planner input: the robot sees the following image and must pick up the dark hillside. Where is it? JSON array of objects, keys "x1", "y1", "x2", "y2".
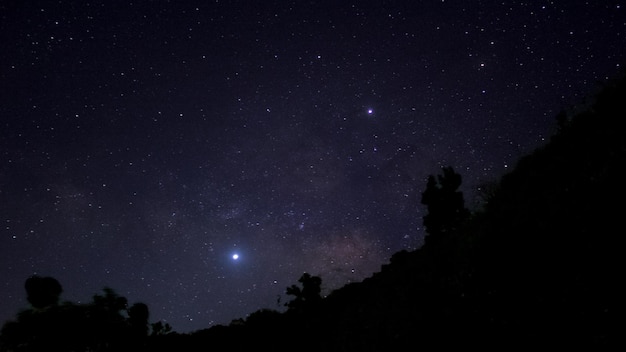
[{"x1": 193, "y1": 75, "x2": 625, "y2": 350}]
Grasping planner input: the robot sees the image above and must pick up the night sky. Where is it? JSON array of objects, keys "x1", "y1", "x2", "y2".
[{"x1": 1, "y1": 1, "x2": 624, "y2": 333}]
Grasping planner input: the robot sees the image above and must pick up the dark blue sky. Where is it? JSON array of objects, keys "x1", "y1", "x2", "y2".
[{"x1": 1, "y1": 0, "x2": 624, "y2": 333}]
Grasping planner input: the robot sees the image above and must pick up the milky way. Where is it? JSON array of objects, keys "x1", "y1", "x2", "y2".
[{"x1": 1, "y1": 1, "x2": 624, "y2": 332}]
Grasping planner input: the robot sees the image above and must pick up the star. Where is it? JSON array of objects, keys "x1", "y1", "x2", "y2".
[{"x1": 232, "y1": 254, "x2": 239, "y2": 261}]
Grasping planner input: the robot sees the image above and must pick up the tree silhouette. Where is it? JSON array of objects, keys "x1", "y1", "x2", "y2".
[
  {"x1": 421, "y1": 166, "x2": 469, "y2": 240},
  {"x1": 24, "y1": 275, "x2": 63, "y2": 309},
  {"x1": 285, "y1": 273, "x2": 322, "y2": 311}
]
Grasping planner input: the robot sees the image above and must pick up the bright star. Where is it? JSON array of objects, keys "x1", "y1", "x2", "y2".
[
  {"x1": 232, "y1": 254, "x2": 239, "y2": 260},
  {"x1": 367, "y1": 108, "x2": 373, "y2": 115}
]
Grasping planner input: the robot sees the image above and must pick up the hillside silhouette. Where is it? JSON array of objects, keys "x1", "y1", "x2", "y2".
[
  {"x1": 173, "y1": 74, "x2": 624, "y2": 350},
  {"x1": 2, "y1": 74, "x2": 623, "y2": 351}
]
